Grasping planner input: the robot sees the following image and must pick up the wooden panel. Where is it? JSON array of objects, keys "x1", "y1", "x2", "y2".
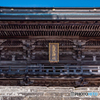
[{"x1": 49, "y1": 43, "x2": 59, "y2": 63}]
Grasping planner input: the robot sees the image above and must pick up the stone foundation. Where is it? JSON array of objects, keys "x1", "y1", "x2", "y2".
[{"x1": 0, "y1": 86, "x2": 99, "y2": 100}]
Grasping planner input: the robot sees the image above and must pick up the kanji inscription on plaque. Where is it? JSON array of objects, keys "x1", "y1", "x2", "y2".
[{"x1": 49, "y1": 43, "x2": 59, "y2": 63}]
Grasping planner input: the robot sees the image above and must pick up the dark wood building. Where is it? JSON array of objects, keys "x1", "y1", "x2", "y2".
[{"x1": 0, "y1": 7, "x2": 100, "y2": 79}]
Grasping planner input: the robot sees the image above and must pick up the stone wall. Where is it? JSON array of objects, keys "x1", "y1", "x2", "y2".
[{"x1": 0, "y1": 86, "x2": 99, "y2": 100}]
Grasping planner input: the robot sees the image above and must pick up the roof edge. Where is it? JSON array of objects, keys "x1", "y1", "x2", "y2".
[{"x1": 0, "y1": 6, "x2": 100, "y2": 9}]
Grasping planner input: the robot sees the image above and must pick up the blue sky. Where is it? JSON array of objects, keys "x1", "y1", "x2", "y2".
[{"x1": 0, "y1": 0, "x2": 100, "y2": 7}]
